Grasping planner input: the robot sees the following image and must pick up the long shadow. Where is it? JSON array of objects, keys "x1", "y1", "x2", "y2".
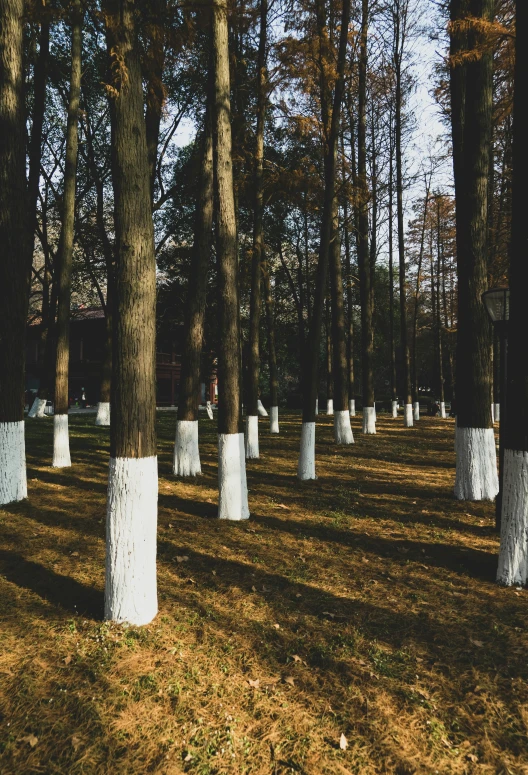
[
  {"x1": 0, "y1": 549, "x2": 103, "y2": 618},
  {"x1": 26, "y1": 466, "x2": 108, "y2": 495}
]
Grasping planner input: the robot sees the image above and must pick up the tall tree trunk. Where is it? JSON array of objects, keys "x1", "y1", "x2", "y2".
[
  {"x1": 246, "y1": 0, "x2": 268, "y2": 459},
  {"x1": 497, "y1": 0, "x2": 528, "y2": 583},
  {"x1": 0, "y1": 0, "x2": 29, "y2": 505},
  {"x1": 104, "y1": 0, "x2": 159, "y2": 625},
  {"x1": 394, "y1": 4, "x2": 412, "y2": 427},
  {"x1": 173, "y1": 64, "x2": 214, "y2": 476},
  {"x1": 451, "y1": 0, "x2": 498, "y2": 500},
  {"x1": 388, "y1": 111, "x2": 397, "y2": 416},
  {"x1": 411, "y1": 184, "x2": 430, "y2": 412},
  {"x1": 52, "y1": 0, "x2": 83, "y2": 468},
  {"x1": 357, "y1": 0, "x2": 375, "y2": 435},
  {"x1": 144, "y1": 0, "x2": 166, "y2": 203},
  {"x1": 343, "y1": 184, "x2": 355, "y2": 417},
  {"x1": 263, "y1": 253, "x2": 279, "y2": 432},
  {"x1": 325, "y1": 297, "x2": 334, "y2": 413},
  {"x1": 435, "y1": 196, "x2": 445, "y2": 408},
  {"x1": 213, "y1": 0, "x2": 248, "y2": 520},
  {"x1": 298, "y1": 0, "x2": 351, "y2": 479},
  {"x1": 329, "y1": 199, "x2": 353, "y2": 442}
]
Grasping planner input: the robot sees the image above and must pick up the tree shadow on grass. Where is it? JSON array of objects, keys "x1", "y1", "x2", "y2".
[{"x1": 0, "y1": 549, "x2": 103, "y2": 618}]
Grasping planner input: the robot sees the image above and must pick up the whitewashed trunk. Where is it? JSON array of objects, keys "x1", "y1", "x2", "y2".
[
  {"x1": 298, "y1": 421, "x2": 316, "y2": 480},
  {"x1": 28, "y1": 397, "x2": 47, "y2": 418},
  {"x1": 454, "y1": 426, "x2": 499, "y2": 501},
  {"x1": 494, "y1": 403, "x2": 500, "y2": 423},
  {"x1": 413, "y1": 401, "x2": 420, "y2": 421},
  {"x1": 52, "y1": 414, "x2": 71, "y2": 468},
  {"x1": 391, "y1": 400, "x2": 398, "y2": 418},
  {"x1": 349, "y1": 399, "x2": 356, "y2": 416},
  {"x1": 362, "y1": 406, "x2": 376, "y2": 434},
  {"x1": 257, "y1": 399, "x2": 268, "y2": 417},
  {"x1": 173, "y1": 419, "x2": 201, "y2": 476},
  {"x1": 206, "y1": 401, "x2": 214, "y2": 420},
  {"x1": 270, "y1": 406, "x2": 279, "y2": 434},
  {"x1": 326, "y1": 399, "x2": 334, "y2": 415},
  {"x1": 440, "y1": 401, "x2": 446, "y2": 419},
  {"x1": 95, "y1": 401, "x2": 111, "y2": 426},
  {"x1": 404, "y1": 404, "x2": 413, "y2": 428},
  {"x1": 245, "y1": 414, "x2": 259, "y2": 459},
  {"x1": 105, "y1": 455, "x2": 158, "y2": 625},
  {"x1": 497, "y1": 449, "x2": 528, "y2": 586},
  {"x1": 218, "y1": 433, "x2": 249, "y2": 521},
  {"x1": 334, "y1": 410, "x2": 354, "y2": 444},
  {"x1": 315, "y1": 399, "x2": 319, "y2": 416},
  {"x1": 0, "y1": 421, "x2": 27, "y2": 505}
]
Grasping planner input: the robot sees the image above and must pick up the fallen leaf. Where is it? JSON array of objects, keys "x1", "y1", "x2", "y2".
[
  {"x1": 339, "y1": 733, "x2": 348, "y2": 750},
  {"x1": 273, "y1": 623, "x2": 280, "y2": 629},
  {"x1": 176, "y1": 556, "x2": 189, "y2": 563},
  {"x1": 466, "y1": 753, "x2": 478, "y2": 763},
  {"x1": 184, "y1": 752, "x2": 192, "y2": 762},
  {"x1": 295, "y1": 593, "x2": 302, "y2": 598},
  {"x1": 284, "y1": 676, "x2": 295, "y2": 686},
  {"x1": 212, "y1": 570, "x2": 217, "y2": 576},
  {"x1": 21, "y1": 734, "x2": 38, "y2": 748},
  {"x1": 63, "y1": 654, "x2": 72, "y2": 665},
  {"x1": 470, "y1": 639, "x2": 484, "y2": 647},
  {"x1": 292, "y1": 655, "x2": 302, "y2": 663},
  {"x1": 71, "y1": 735, "x2": 82, "y2": 751},
  {"x1": 248, "y1": 679, "x2": 260, "y2": 688},
  {"x1": 251, "y1": 586, "x2": 257, "y2": 592},
  {"x1": 71, "y1": 551, "x2": 79, "y2": 557}
]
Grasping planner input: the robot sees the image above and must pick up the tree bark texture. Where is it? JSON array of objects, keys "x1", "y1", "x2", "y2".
[
  {"x1": 329, "y1": 199, "x2": 348, "y2": 412},
  {"x1": 263, "y1": 254, "x2": 279, "y2": 407},
  {"x1": 247, "y1": 0, "x2": 268, "y2": 418},
  {"x1": 105, "y1": 0, "x2": 157, "y2": 459},
  {"x1": 178, "y1": 80, "x2": 214, "y2": 422},
  {"x1": 452, "y1": 0, "x2": 494, "y2": 429},
  {"x1": 0, "y1": 0, "x2": 29, "y2": 425},
  {"x1": 144, "y1": 0, "x2": 166, "y2": 203},
  {"x1": 388, "y1": 115, "x2": 397, "y2": 402},
  {"x1": 213, "y1": 0, "x2": 241, "y2": 436},
  {"x1": 54, "y1": 0, "x2": 83, "y2": 417}
]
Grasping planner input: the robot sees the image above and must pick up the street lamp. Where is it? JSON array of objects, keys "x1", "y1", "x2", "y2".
[{"x1": 482, "y1": 287, "x2": 509, "y2": 531}]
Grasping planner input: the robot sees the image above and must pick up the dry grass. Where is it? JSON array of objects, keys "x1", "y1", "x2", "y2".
[{"x1": 1, "y1": 411, "x2": 528, "y2": 775}]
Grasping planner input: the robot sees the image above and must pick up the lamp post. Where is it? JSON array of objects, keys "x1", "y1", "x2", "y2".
[{"x1": 482, "y1": 287, "x2": 509, "y2": 531}]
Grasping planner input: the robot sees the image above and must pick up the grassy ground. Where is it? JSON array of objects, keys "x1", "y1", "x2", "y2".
[{"x1": 1, "y1": 411, "x2": 527, "y2": 775}]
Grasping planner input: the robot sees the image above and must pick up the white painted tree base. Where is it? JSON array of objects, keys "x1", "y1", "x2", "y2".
[
  {"x1": 270, "y1": 406, "x2": 279, "y2": 434},
  {"x1": 95, "y1": 402, "x2": 111, "y2": 426},
  {"x1": 245, "y1": 414, "x2": 259, "y2": 459},
  {"x1": 218, "y1": 433, "x2": 249, "y2": 520},
  {"x1": 362, "y1": 406, "x2": 376, "y2": 434},
  {"x1": 206, "y1": 401, "x2": 214, "y2": 420},
  {"x1": 257, "y1": 400, "x2": 268, "y2": 417},
  {"x1": 404, "y1": 404, "x2": 413, "y2": 427},
  {"x1": 0, "y1": 421, "x2": 27, "y2": 504},
  {"x1": 334, "y1": 409, "x2": 354, "y2": 444},
  {"x1": 494, "y1": 403, "x2": 500, "y2": 423},
  {"x1": 315, "y1": 399, "x2": 319, "y2": 416},
  {"x1": 173, "y1": 420, "x2": 201, "y2": 476},
  {"x1": 497, "y1": 449, "x2": 528, "y2": 586},
  {"x1": 413, "y1": 401, "x2": 420, "y2": 421},
  {"x1": 391, "y1": 400, "x2": 398, "y2": 418},
  {"x1": 28, "y1": 397, "x2": 47, "y2": 418},
  {"x1": 326, "y1": 399, "x2": 334, "y2": 415},
  {"x1": 349, "y1": 399, "x2": 356, "y2": 417},
  {"x1": 52, "y1": 414, "x2": 71, "y2": 468},
  {"x1": 105, "y1": 455, "x2": 158, "y2": 625},
  {"x1": 298, "y1": 422, "x2": 316, "y2": 480},
  {"x1": 454, "y1": 426, "x2": 499, "y2": 501},
  {"x1": 440, "y1": 401, "x2": 446, "y2": 419}
]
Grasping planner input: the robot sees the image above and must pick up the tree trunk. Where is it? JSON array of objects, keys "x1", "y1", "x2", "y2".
[
  {"x1": 435, "y1": 197, "x2": 445, "y2": 406},
  {"x1": 263, "y1": 253, "x2": 279, "y2": 433},
  {"x1": 497, "y1": 0, "x2": 528, "y2": 583},
  {"x1": 173, "y1": 68, "x2": 214, "y2": 476},
  {"x1": 95, "y1": 281, "x2": 112, "y2": 427},
  {"x1": 329, "y1": 198, "x2": 353, "y2": 443},
  {"x1": 52, "y1": 0, "x2": 83, "y2": 468},
  {"x1": 0, "y1": 0, "x2": 29, "y2": 505},
  {"x1": 144, "y1": 0, "x2": 166, "y2": 203},
  {"x1": 103, "y1": 0, "x2": 159, "y2": 625},
  {"x1": 388, "y1": 110, "x2": 397, "y2": 416},
  {"x1": 246, "y1": 0, "x2": 268, "y2": 459},
  {"x1": 342, "y1": 142, "x2": 355, "y2": 417},
  {"x1": 325, "y1": 297, "x2": 334, "y2": 413},
  {"x1": 213, "y1": 0, "x2": 248, "y2": 520},
  {"x1": 357, "y1": 0, "x2": 375, "y2": 435},
  {"x1": 451, "y1": 0, "x2": 498, "y2": 500}
]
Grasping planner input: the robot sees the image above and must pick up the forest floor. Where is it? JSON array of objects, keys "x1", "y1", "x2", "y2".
[{"x1": 1, "y1": 411, "x2": 527, "y2": 775}]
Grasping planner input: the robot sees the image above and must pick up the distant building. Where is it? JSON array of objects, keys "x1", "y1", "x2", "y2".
[{"x1": 26, "y1": 308, "x2": 217, "y2": 407}]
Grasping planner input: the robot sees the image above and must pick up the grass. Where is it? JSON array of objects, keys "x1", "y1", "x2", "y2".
[{"x1": 1, "y1": 410, "x2": 527, "y2": 774}]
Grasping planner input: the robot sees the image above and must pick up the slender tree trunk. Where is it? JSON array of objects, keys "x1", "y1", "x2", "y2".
[
  {"x1": 246, "y1": 0, "x2": 268, "y2": 459},
  {"x1": 325, "y1": 297, "x2": 334, "y2": 413},
  {"x1": 263, "y1": 253, "x2": 279, "y2": 432},
  {"x1": 173, "y1": 65, "x2": 214, "y2": 476},
  {"x1": 411, "y1": 187, "x2": 429, "y2": 414},
  {"x1": 451, "y1": 0, "x2": 498, "y2": 500},
  {"x1": 52, "y1": 0, "x2": 82, "y2": 468},
  {"x1": 497, "y1": 0, "x2": 528, "y2": 583},
  {"x1": 95, "y1": 281, "x2": 113, "y2": 427},
  {"x1": 298, "y1": 0, "x2": 351, "y2": 479},
  {"x1": 435, "y1": 197, "x2": 445, "y2": 407},
  {"x1": 329, "y1": 198, "x2": 353, "y2": 442},
  {"x1": 0, "y1": 0, "x2": 29, "y2": 505},
  {"x1": 388, "y1": 112, "x2": 397, "y2": 416},
  {"x1": 213, "y1": 0, "x2": 248, "y2": 520},
  {"x1": 357, "y1": 0, "x2": 375, "y2": 435},
  {"x1": 343, "y1": 187, "x2": 355, "y2": 417},
  {"x1": 103, "y1": 0, "x2": 159, "y2": 625}
]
